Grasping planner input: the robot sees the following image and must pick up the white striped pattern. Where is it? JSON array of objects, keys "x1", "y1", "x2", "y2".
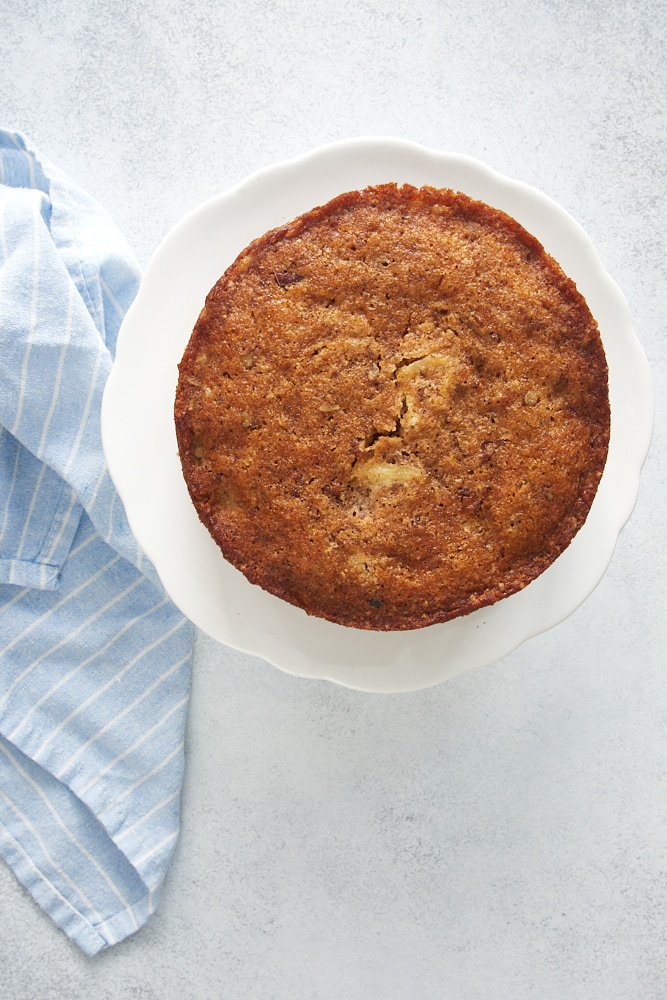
[
  {"x1": 0, "y1": 438, "x2": 22, "y2": 549},
  {"x1": 4, "y1": 571, "x2": 147, "y2": 739},
  {"x1": 0, "y1": 130, "x2": 193, "y2": 956},
  {"x1": 77, "y1": 693, "x2": 190, "y2": 799},
  {"x1": 0, "y1": 740, "x2": 137, "y2": 926},
  {"x1": 54, "y1": 650, "x2": 190, "y2": 782},
  {"x1": 9, "y1": 195, "x2": 41, "y2": 438},
  {"x1": 18, "y1": 597, "x2": 174, "y2": 751},
  {"x1": 36, "y1": 280, "x2": 76, "y2": 460},
  {"x1": 97, "y1": 739, "x2": 186, "y2": 822}
]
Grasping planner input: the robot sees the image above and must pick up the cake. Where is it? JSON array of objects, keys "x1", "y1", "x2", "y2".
[{"x1": 174, "y1": 183, "x2": 610, "y2": 631}]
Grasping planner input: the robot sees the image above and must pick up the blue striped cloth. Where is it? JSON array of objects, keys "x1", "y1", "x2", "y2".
[{"x1": 0, "y1": 129, "x2": 194, "y2": 956}]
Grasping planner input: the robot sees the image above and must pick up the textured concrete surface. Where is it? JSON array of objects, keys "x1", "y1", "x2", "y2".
[{"x1": 1, "y1": 1, "x2": 665, "y2": 997}]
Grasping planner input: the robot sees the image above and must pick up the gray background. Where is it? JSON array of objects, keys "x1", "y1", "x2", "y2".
[{"x1": 1, "y1": 1, "x2": 665, "y2": 997}]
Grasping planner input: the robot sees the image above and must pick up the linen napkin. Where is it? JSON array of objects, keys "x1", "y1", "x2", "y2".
[{"x1": 0, "y1": 129, "x2": 194, "y2": 956}]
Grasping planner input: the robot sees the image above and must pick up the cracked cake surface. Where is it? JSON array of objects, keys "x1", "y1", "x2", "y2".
[{"x1": 174, "y1": 183, "x2": 610, "y2": 631}]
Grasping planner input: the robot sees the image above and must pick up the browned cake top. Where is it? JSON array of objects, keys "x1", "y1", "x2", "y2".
[{"x1": 174, "y1": 183, "x2": 610, "y2": 630}]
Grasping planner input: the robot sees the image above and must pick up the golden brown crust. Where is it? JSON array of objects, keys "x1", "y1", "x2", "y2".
[{"x1": 174, "y1": 183, "x2": 610, "y2": 630}]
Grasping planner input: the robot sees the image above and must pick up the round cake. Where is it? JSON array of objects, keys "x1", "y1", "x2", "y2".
[{"x1": 174, "y1": 183, "x2": 610, "y2": 631}]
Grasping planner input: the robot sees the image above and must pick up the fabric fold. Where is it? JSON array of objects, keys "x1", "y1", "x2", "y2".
[{"x1": 0, "y1": 128, "x2": 194, "y2": 956}]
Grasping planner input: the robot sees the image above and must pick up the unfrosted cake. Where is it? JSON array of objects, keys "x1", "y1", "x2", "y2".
[{"x1": 174, "y1": 183, "x2": 610, "y2": 630}]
